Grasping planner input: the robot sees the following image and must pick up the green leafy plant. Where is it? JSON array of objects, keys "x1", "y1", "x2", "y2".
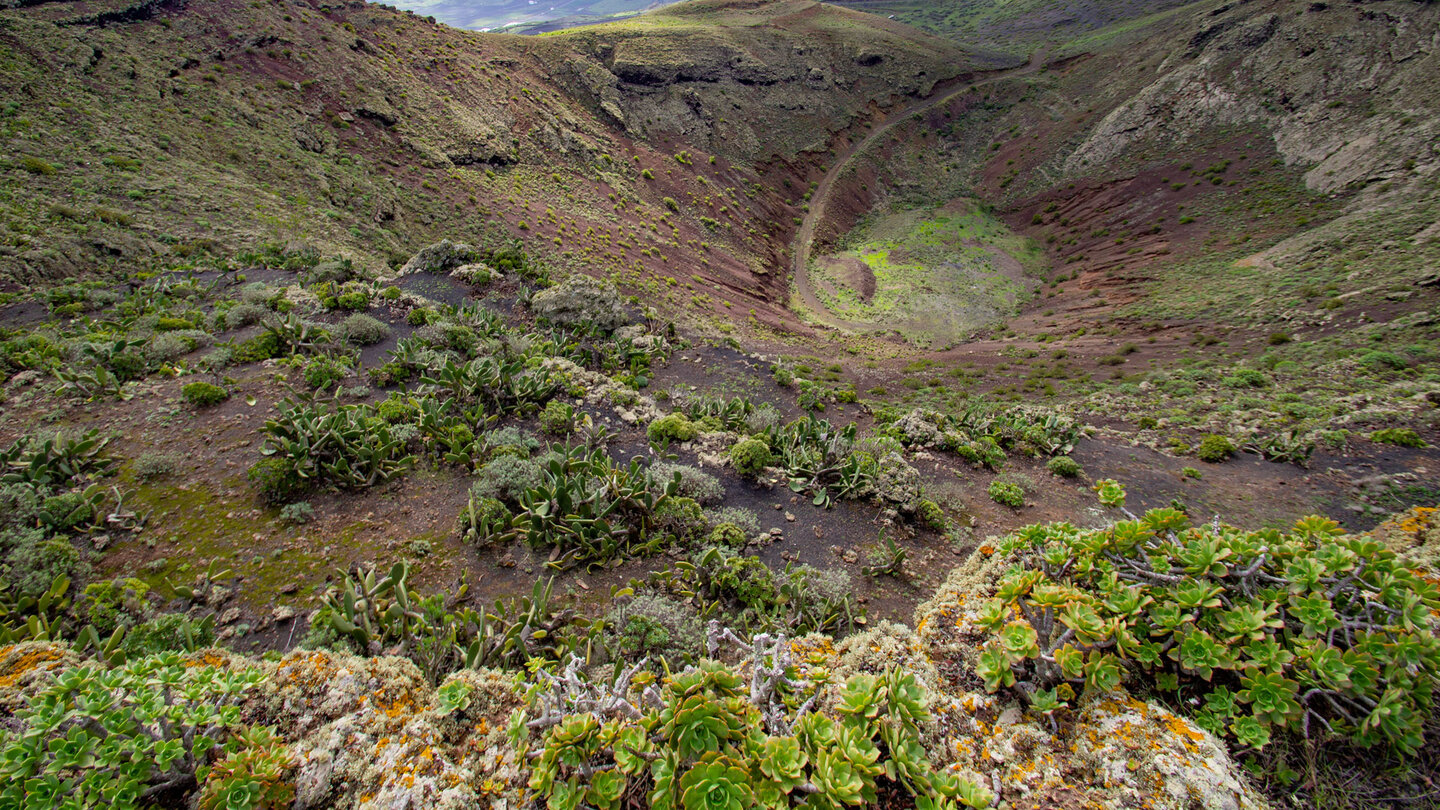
[
  {"x1": 728, "y1": 438, "x2": 773, "y2": 477},
  {"x1": 0, "y1": 654, "x2": 263, "y2": 809},
  {"x1": 516, "y1": 644, "x2": 991, "y2": 810},
  {"x1": 976, "y1": 498, "x2": 1440, "y2": 755},
  {"x1": 988, "y1": 481, "x2": 1024, "y2": 508}
]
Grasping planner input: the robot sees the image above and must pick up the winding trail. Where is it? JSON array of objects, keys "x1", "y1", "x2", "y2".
[{"x1": 789, "y1": 51, "x2": 1047, "y2": 332}]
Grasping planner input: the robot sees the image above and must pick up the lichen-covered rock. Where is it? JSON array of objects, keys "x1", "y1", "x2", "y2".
[
  {"x1": 0, "y1": 641, "x2": 82, "y2": 712},
  {"x1": 529, "y1": 275, "x2": 630, "y2": 332},
  {"x1": 401, "y1": 240, "x2": 481, "y2": 275},
  {"x1": 874, "y1": 451, "x2": 923, "y2": 510},
  {"x1": 892, "y1": 409, "x2": 945, "y2": 448},
  {"x1": 1072, "y1": 693, "x2": 1263, "y2": 810},
  {"x1": 1373, "y1": 506, "x2": 1440, "y2": 571},
  {"x1": 451, "y1": 263, "x2": 499, "y2": 285},
  {"x1": 263, "y1": 649, "x2": 431, "y2": 739},
  {"x1": 539, "y1": 356, "x2": 660, "y2": 425}
]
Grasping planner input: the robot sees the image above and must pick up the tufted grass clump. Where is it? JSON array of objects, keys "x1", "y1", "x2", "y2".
[{"x1": 975, "y1": 499, "x2": 1440, "y2": 754}]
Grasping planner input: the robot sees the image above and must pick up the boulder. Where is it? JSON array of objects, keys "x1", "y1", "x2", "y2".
[
  {"x1": 530, "y1": 275, "x2": 630, "y2": 332},
  {"x1": 401, "y1": 240, "x2": 481, "y2": 276}
]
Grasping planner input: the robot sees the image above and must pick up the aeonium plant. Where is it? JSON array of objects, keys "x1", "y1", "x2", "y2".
[{"x1": 973, "y1": 481, "x2": 1440, "y2": 753}]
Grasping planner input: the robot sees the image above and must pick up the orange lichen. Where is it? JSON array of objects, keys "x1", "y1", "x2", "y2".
[{"x1": 0, "y1": 645, "x2": 64, "y2": 688}]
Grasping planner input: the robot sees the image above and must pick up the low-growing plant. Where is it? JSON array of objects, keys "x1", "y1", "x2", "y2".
[
  {"x1": 515, "y1": 645, "x2": 991, "y2": 810},
  {"x1": 337, "y1": 313, "x2": 391, "y2": 346},
  {"x1": 278, "y1": 501, "x2": 316, "y2": 525},
  {"x1": 181, "y1": 381, "x2": 229, "y2": 407},
  {"x1": 647, "y1": 412, "x2": 698, "y2": 445},
  {"x1": 650, "y1": 462, "x2": 725, "y2": 505},
  {"x1": 975, "y1": 498, "x2": 1440, "y2": 754},
  {"x1": 728, "y1": 438, "x2": 773, "y2": 477},
  {"x1": 0, "y1": 654, "x2": 263, "y2": 808},
  {"x1": 988, "y1": 480, "x2": 1025, "y2": 508},
  {"x1": 1196, "y1": 434, "x2": 1235, "y2": 462},
  {"x1": 1046, "y1": 455, "x2": 1082, "y2": 478},
  {"x1": 1370, "y1": 428, "x2": 1426, "y2": 448}
]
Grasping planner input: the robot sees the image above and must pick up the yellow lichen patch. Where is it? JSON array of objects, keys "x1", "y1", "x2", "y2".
[{"x1": 0, "y1": 644, "x2": 64, "y2": 689}]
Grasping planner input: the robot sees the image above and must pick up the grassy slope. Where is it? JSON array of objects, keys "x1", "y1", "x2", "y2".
[{"x1": 0, "y1": 0, "x2": 989, "y2": 334}]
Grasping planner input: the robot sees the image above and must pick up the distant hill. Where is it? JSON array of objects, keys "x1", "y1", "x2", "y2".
[{"x1": 387, "y1": 0, "x2": 678, "y2": 33}]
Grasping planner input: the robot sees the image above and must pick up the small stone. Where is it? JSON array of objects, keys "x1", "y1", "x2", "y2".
[
  {"x1": 219, "y1": 607, "x2": 242, "y2": 625},
  {"x1": 280, "y1": 582, "x2": 300, "y2": 594},
  {"x1": 273, "y1": 606, "x2": 297, "y2": 622},
  {"x1": 785, "y1": 512, "x2": 796, "y2": 522},
  {"x1": 842, "y1": 550, "x2": 858, "y2": 564}
]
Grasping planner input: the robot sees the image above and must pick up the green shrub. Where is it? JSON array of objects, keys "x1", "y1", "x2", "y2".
[
  {"x1": 247, "y1": 457, "x2": 305, "y2": 504},
  {"x1": 20, "y1": 156, "x2": 57, "y2": 175},
  {"x1": 915, "y1": 498, "x2": 947, "y2": 531},
  {"x1": 118, "y1": 612, "x2": 216, "y2": 658},
  {"x1": 705, "y1": 522, "x2": 748, "y2": 548},
  {"x1": 1181, "y1": 466, "x2": 1202, "y2": 480},
  {"x1": 1223, "y1": 368, "x2": 1270, "y2": 388},
  {"x1": 231, "y1": 331, "x2": 281, "y2": 363},
  {"x1": 539, "y1": 400, "x2": 577, "y2": 436},
  {"x1": 39, "y1": 490, "x2": 94, "y2": 532},
  {"x1": 988, "y1": 481, "x2": 1025, "y2": 508},
  {"x1": 472, "y1": 455, "x2": 544, "y2": 503},
  {"x1": 1046, "y1": 455, "x2": 1082, "y2": 477},
  {"x1": 1196, "y1": 434, "x2": 1235, "y2": 462},
  {"x1": 649, "y1": 462, "x2": 724, "y2": 505},
  {"x1": 132, "y1": 452, "x2": 178, "y2": 481},
  {"x1": 181, "y1": 381, "x2": 229, "y2": 407},
  {"x1": 407, "y1": 307, "x2": 435, "y2": 326},
  {"x1": 652, "y1": 495, "x2": 707, "y2": 541},
  {"x1": 728, "y1": 438, "x2": 773, "y2": 477},
  {"x1": 301, "y1": 355, "x2": 351, "y2": 390},
  {"x1": 154, "y1": 316, "x2": 194, "y2": 332},
  {"x1": 107, "y1": 350, "x2": 147, "y2": 381},
  {"x1": 1370, "y1": 428, "x2": 1427, "y2": 448},
  {"x1": 647, "y1": 412, "x2": 698, "y2": 445},
  {"x1": 81, "y1": 577, "x2": 152, "y2": 636},
  {"x1": 335, "y1": 291, "x2": 369, "y2": 311},
  {"x1": 976, "y1": 509, "x2": 1440, "y2": 753},
  {"x1": 338, "y1": 313, "x2": 390, "y2": 346},
  {"x1": 3, "y1": 531, "x2": 86, "y2": 600},
  {"x1": 1359, "y1": 351, "x2": 1407, "y2": 371}
]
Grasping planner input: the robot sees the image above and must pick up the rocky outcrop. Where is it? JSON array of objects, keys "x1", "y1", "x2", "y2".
[
  {"x1": 529, "y1": 274, "x2": 631, "y2": 332},
  {"x1": 399, "y1": 240, "x2": 482, "y2": 276},
  {"x1": 1064, "y1": 0, "x2": 1440, "y2": 194}
]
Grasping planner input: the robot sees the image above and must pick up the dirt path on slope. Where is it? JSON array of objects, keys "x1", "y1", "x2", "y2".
[{"x1": 790, "y1": 50, "x2": 1048, "y2": 332}]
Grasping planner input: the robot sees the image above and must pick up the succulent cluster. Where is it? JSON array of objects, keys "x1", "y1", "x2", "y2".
[
  {"x1": 0, "y1": 653, "x2": 263, "y2": 809},
  {"x1": 515, "y1": 639, "x2": 990, "y2": 810},
  {"x1": 884, "y1": 404, "x2": 1080, "y2": 469},
  {"x1": 976, "y1": 490, "x2": 1440, "y2": 753}
]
